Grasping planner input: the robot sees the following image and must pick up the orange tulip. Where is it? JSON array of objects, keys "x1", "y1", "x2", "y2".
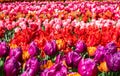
[
  {"x1": 98, "y1": 61, "x2": 109, "y2": 72},
  {"x1": 56, "y1": 39, "x2": 66, "y2": 51},
  {"x1": 9, "y1": 43, "x2": 18, "y2": 49},
  {"x1": 87, "y1": 47, "x2": 96, "y2": 56},
  {"x1": 22, "y1": 51, "x2": 30, "y2": 61},
  {"x1": 40, "y1": 60, "x2": 54, "y2": 70},
  {"x1": 67, "y1": 72, "x2": 81, "y2": 76}
]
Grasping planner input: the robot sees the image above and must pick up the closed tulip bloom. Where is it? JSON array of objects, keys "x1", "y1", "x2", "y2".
[
  {"x1": 40, "y1": 69, "x2": 55, "y2": 76},
  {"x1": 4, "y1": 57, "x2": 20, "y2": 76},
  {"x1": 0, "y1": 41, "x2": 9, "y2": 57},
  {"x1": 28, "y1": 41, "x2": 39, "y2": 57},
  {"x1": 21, "y1": 68, "x2": 38, "y2": 76},
  {"x1": 44, "y1": 40, "x2": 57, "y2": 56},
  {"x1": 25, "y1": 57, "x2": 39, "y2": 73},
  {"x1": 106, "y1": 52, "x2": 120, "y2": 71},
  {"x1": 105, "y1": 42, "x2": 117, "y2": 54},
  {"x1": 20, "y1": 71, "x2": 27, "y2": 76},
  {"x1": 55, "y1": 71, "x2": 66, "y2": 76},
  {"x1": 72, "y1": 52, "x2": 82, "y2": 67},
  {"x1": 94, "y1": 45, "x2": 105, "y2": 63},
  {"x1": 9, "y1": 47, "x2": 22, "y2": 61},
  {"x1": 75, "y1": 41, "x2": 87, "y2": 53},
  {"x1": 55, "y1": 54, "x2": 61, "y2": 63},
  {"x1": 67, "y1": 72, "x2": 81, "y2": 76},
  {"x1": 78, "y1": 58, "x2": 98, "y2": 76},
  {"x1": 66, "y1": 51, "x2": 72, "y2": 66},
  {"x1": 41, "y1": 63, "x2": 67, "y2": 76},
  {"x1": 66, "y1": 51, "x2": 81, "y2": 67}
]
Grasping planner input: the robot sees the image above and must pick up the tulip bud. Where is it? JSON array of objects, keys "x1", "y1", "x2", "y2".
[
  {"x1": 44, "y1": 40, "x2": 57, "y2": 56},
  {"x1": 41, "y1": 63, "x2": 67, "y2": 76},
  {"x1": 4, "y1": 57, "x2": 20, "y2": 76},
  {"x1": 75, "y1": 41, "x2": 87, "y2": 53},
  {"x1": 106, "y1": 52, "x2": 120, "y2": 71},
  {"x1": 25, "y1": 57, "x2": 39, "y2": 71},
  {"x1": 9, "y1": 47, "x2": 22, "y2": 61},
  {"x1": 55, "y1": 54, "x2": 61, "y2": 63},
  {"x1": 28, "y1": 41, "x2": 39, "y2": 57},
  {"x1": 105, "y1": 42, "x2": 117, "y2": 54},
  {"x1": 66, "y1": 51, "x2": 81, "y2": 67},
  {"x1": 0, "y1": 41, "x2": 9, "y2": 57},
  {"x1": 94, "y1": 45, "x2": 105, "y2": 63},
  {"x1": 78, "y1": 58, "x2": 98, "y2": 76}
]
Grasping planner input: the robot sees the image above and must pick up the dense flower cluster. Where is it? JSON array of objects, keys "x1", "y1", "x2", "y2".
[{"x1": 0, "y1": 1, "x2": 120, "y2": 76}]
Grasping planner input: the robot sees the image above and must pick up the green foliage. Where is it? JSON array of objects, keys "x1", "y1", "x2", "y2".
[{"x1": 4, "y1": 29, "x2": 15, "y2": 42}]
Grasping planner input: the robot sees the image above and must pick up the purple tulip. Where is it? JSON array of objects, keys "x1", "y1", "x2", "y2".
[
  {"x1": 106, "y1": 52, "x2": 120, "y2": 71},
  {"x1": 44, "y1": 40, "x2": 57, "y2": 56},
  {"x1": 28, "y1": 41, "x2": 39, "y2": 57},
  {"x1": 105, "y1": 42, "x2": 117, "y2": 54},
  {"x1": 20, "y1": 71, "x2": 27, "y2": 76},
  {"x1": 94, "y1": 45, "x2": 105, "y2": 63},
  {"x1": 4, "y1": 57, "x2": 20, "y2": 76},
  {"x1": 21, "y1": 57, "x2": 39, "y2": 76},
  {"x1": 75, "y1": 40, "x2": 87, "y2": 53},
  {"x1": 66, "y1": 51, "x2": 81, "y2": 67},
  {"x1": 21, "y1": 68, "x2": 38, "y2": 76},
  {"x1": 9, "y1": 47, "x2": 22, "y2": 61},
  {"x1": 55, "y1": 71, "x2": 66, "y2": 76},
  {"x1": 55, "y1": 54, "x2": 61, "y2": 63},
  {"x1": 40, "y1": 63, "x2": 67, "y2": 76},
  {"x1": 78, "y1": 58, "x2": 98, "y2": 76},
  {"x1": 40, "y1": 68, "x2": 55, "y2": 76},
  {"x1": 0, "y1": 41, "x2": 9, "y2": 57},
  {"x1": 25, "y1": 57, "x2": 39, "y2": 74}
]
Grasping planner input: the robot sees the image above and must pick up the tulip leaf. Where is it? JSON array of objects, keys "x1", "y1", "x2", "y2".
[
  {"x1": 45, "y1": 55, "x2": 50, "y2": 60},
  {"x1": 4, "y1": 29, "x2": 15, "y2": 42},
  {"x1": 71, "y1": 46, "x2": 75, "y2": 50},
  {"x1": 0, "y1": 60, "x2": 3, "y2": 68},
  {"x1": 0, "y1": 59, "x2": 4, "y2": 76},
  {"x1": 42, "y1": 25, "x2": 45, "y2": 31},
  {"x1": 87, "y1": 17, "x2": 92, "y2": 22},
  {"x1": 102, "y1": 72, "x2": 105, "y2": 76},
  {"x1": 79, "y1": 15, "x2": 82, "y2": 21}
]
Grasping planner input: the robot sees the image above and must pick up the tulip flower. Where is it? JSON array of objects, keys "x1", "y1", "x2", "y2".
[
  {"x1": 25, "y1": 57, "x2": 39, "y2": 72},
  {"x1": 41, "y1": 63, "x2": 67, "y2": 76},
  {"x1": 87, "y1": 47, "x2": 97, "y2": 56},
  {"x1": 78, "y1": 58, "x2": 98, "y2": 76},
  {"x1": 94, "y1": 45, "x2": 105, "y2": 63},
  {"x1": 97, "y1": 61, "x2": 109, "y2": 72},
  {"x1": 21, "y1": 68, "x2": 38, "y2": 76},
  {"x1": 75, "y1": 40, "x2": 87, "y2": 53},
  {"x1": 67, "y1": 72, "x2": 81, "y2": 76},
  {"x1": 9, "y1": 47, "x2": 22, "y2": 61},
  {"x1": 28, "y1": 41, "x2": 39, "y2": 57},
  {"x1": 44, "y1": 40, "x2": 57, "y2": 56},
  {"x1": 20, "y1": 71, "x2": 27, "y2": 76},
  {"x1": 4, "y1": 57, "x2": 20, "y2": 76},
  {"x1": 105, "y1": 42, "x2": 117, "y2": 55},
  {"x1": 55, "y1": 54, "x2": 61, "y2": 63},
  {"x1": 106, "y1": 52, "x2": 120, "y2": 71},
  {"x1": 66, "y1": 51, "x2": 81, "y2": 67},
  {"x1": 0, "y1": 41, "x2": 9, "y2": 57},
  {"x1": 21, "y1": 57, "x2": 39, "y2": 76}
]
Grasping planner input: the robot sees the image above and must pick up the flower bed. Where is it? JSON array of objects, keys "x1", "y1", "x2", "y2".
[{"x1": 0, "y1": 1, "x2": 120, "y2": 76}]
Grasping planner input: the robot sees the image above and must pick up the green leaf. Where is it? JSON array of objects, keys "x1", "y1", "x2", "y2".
[
  {"x1": 79, "y1": 15, "x2": 82, "y2": 21},
  {"x1": 0, "y1": 60, "x2": 4, "y2": 68},
  {"x1": 101, "y1": 72, "x2": 105, "y2": 76},
  {"x1": 42, "y1": 25, "x2": 45, "y2": 31},
  {"x1": 0, "y1": 59, "x2": 4, "y2": 76},
  {"x1": 4, "y1": 29, "x2": 15, "y2": 42}
]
